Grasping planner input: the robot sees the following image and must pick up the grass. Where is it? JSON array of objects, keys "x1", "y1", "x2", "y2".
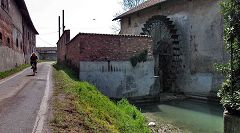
[
  {"x1": 0, "y1": 64, "x2": 30, "y2": 80},
  {"x1": 51, "y1": 63, "x2": 150, "y2": 133}
]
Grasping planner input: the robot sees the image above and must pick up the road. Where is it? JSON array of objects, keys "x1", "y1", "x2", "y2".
[{"x1": 0, "y1": 62, "x2": 53, "y2": 133}]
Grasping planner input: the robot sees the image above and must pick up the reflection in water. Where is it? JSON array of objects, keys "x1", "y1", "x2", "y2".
[{"x1": 140, "y1": 99, "x2": 224, "y2": 133}]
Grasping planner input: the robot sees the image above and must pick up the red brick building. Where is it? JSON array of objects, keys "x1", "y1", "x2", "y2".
[
  {"x1": 0, "y1": 0, "x2": 38, "y2": 71},
  {"x1": 57, "y1": 30, "x2": 153, "y2": 71},
  {"x1": 57, "y1": 30, "x2": 158, "y2": 98}
]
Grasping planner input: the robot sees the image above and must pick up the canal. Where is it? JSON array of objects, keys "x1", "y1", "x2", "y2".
[{"x1": 140, "y1": 99, "x2": 224, "y2": 133}]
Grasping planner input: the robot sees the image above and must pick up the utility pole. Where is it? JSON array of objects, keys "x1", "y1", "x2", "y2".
[
  {"x1": 62, "y1": 10, "x2": 65, "y2": 33},
  {"x1": 58, "y1": 16, "x2": 61, "y2": 39}
]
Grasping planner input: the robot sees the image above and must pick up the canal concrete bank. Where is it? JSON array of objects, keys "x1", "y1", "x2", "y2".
[{"x1": 224, "y1": 111, "x2": 240, "y2": 133}]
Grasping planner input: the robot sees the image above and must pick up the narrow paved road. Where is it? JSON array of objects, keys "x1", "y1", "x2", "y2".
[{"x1": 0, "y1": 62, "x2": 53, "y2": 133}]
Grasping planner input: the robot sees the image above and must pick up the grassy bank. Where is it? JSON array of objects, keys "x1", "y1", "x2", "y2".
[
  {"x1": 51, "y1": 64, "x2": 150, "y2": 133},
  {"x1": 0, "y1": 64, "x2": 30, "y2": 80}
]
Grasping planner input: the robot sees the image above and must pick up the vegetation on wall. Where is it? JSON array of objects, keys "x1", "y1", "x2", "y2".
[
  {"x1": 216, "y1": 0, "x2": 240, "y2": 113},
  {"x1": 130, "y1": 50, "x2": 148, "y2": 67}
]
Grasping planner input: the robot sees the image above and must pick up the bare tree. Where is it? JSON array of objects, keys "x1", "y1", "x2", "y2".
[
  {"x1": 111, "y1": 12, "x2": 122, "y2": 34},
  {"x1": 111, "y1": 0, "x2": 146, "y2": 33},
  {"x1": 122, "y1": 0, "x2": 146, "y2": 10}
]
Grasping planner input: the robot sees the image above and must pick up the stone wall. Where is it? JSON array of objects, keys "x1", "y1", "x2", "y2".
[
  {"x1": 118, "y1": 0, "x2": 227, "y2": 98},
  {"x1": 0, "y1": 46, "x2": 25, "y2": 71},
  {"x1": 224, "y1": 112, "x2": 240, "y2": 133},
  {"x1": 80, "y1": 61, "x2": 156, "y2": 98}
]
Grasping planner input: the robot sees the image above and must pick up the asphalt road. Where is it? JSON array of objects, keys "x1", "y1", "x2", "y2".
[{"x1": 0, "y1": 62, "x2": 53, "y2": 133}]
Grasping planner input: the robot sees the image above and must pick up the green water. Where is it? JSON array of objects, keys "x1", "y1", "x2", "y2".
[{"x1": 140, "y1": 99, "x2": 224, "y2": 133}]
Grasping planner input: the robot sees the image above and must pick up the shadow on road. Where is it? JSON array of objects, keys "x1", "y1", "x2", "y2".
[{"x1": 26, "y1": 74, "x2": 35, "y2": 77}]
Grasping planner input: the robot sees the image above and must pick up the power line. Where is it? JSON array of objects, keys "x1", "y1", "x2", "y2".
[
  {"x1": 39, "y1": 31, "x2": 59, "y2": 35},
  {"x1": 36, "y1": 36, "x2": 56, "y2": 47}
]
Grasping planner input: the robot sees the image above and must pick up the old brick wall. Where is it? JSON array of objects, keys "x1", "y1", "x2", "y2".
[
  {"x1": 57, "y1": 30, "x2": 70, "y2": 63},
  {"x1": 0, "y1": 0, "x2": 37, "y2": 71},
  {"x1": 65, "y1": 33, "x2": 153, "y2": 71}
]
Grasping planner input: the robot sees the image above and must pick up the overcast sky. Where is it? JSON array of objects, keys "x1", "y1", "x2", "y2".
[{"x1": 25, "y1": 0, "x2": 123, "y2": 47}]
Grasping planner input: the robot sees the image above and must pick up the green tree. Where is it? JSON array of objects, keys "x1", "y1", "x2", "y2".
[
  {"x1": 217, "y1": 0, "x2": 240, "y2": 113},
  {"x1": 122, "y1": 0, "x2": 146, "y2": 10}
]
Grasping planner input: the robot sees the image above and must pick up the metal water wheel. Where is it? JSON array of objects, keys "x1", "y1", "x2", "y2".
[{"x1": 141, "y1": 15, "x2": 182, "y2": 92}]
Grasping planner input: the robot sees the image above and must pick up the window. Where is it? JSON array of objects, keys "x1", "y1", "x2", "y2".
[
  {"x1": 128, "y1": 17, "x2": 131, "y2": 26},
  {"x1": 1, "y1": 0, "x2": 9, "y2": 11},
  {"x1": 20, "y1": 42, "x2": 23, "y2": 49},
  {"x1": 16, "y1": 38, "x2": 18, "y2": 48},
  {"x1": 28, "y1": 32, "x2": 30, "y2": 40},
  {"x1": 0, "y1": 32, "x2": 2, "y2": 45},
  {"x1": 7, "y1": 37, "x2": 10, "y2": 47}
]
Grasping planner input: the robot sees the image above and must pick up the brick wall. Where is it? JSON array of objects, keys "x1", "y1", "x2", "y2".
[
  {"x1": 61, "y1": 33, "x2": 153, "y2": 71},
  {"x1": 57, "y1": 30, "x2": 70, "y2": 63},
  {"x1": 0, "y1": 0, "x2": 38, "y2": 71}
]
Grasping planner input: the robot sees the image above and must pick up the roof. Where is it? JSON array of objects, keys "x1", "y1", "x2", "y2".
[
  {"x1": 36, "y1": 47, "x2": 57, "y2": 51},
  {"x1": 15, "y1": 0, "x2": 38, "y2": 34},
  {"x1": 66, "y1": 32, "x2": 152, "y2": 45},
  {"x1": 113, "y1": 0, "x2": 167, "y2": 20}
]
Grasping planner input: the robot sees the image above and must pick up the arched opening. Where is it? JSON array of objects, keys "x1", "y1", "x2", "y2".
[{"x1": 142, "y1": 15, "x2": 182, "y2": 92}]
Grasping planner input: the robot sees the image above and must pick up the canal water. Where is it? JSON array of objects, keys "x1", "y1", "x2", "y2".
[{"x1": 140, "y1": 99, "x2": 224, "y2": 133}]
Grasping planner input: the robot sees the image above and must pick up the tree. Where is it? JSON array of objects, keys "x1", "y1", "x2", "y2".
[
  {"x1": 216, "y1": 0, "x2": 240, "y2": 114},
  {"x1": 112, "y1": 0, "x2": 146, "y2": 33},
  {"x1": 122, "y1": 0, "x2": 146, "y2": 10}
]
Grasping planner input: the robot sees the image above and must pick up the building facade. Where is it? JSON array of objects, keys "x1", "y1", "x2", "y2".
[
  {"x1": 57, "y1": 31, "x2": 160, "y2": 98},
  {"x1": 114, "y1": 0, "x2": 227, "y2": 98},
  {"x1": 0, "y1": 0, "x2": 38, "y2": 71}
]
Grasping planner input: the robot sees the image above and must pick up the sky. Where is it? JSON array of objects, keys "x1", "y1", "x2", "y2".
[{"x1": 25, "y1": 0, "x2": 123, "y2": 47}]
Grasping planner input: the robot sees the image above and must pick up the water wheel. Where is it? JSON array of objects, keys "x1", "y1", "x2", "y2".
[{"x1": 141, "y1": 15, "x2": 182, "y2": 92}]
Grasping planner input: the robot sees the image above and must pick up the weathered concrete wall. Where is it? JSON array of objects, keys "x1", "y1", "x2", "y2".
[
  {"x1": 119, "y1": 0, "x2": 227, "y2": 98},
  {"x1": 224, "y1": 112, "x2": 240, "y2": 133},
  {"x1": 0, "y1": 46, "x2": 25, "y2": 71},
  {"x1": 80, "y1": 61, "x2": 156, "y2": 98}
]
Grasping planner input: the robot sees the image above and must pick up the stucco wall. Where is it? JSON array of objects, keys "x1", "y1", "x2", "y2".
[
  {"x1": 0, "y1": 46, "x2": 25, "y2": 71},
  {"x1": 80, "y1": 61, "x2": 156, "y2": 98},
  {"x1": 119, "y1": 0, "x2": 227, "y2": 98}
]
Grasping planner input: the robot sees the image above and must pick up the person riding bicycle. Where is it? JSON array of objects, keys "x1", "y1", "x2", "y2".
[{"x1": 30, "y1": 52, "x2": 38, "y2": 72}]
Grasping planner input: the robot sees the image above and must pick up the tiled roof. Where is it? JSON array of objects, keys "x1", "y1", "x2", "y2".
[
  {"x1": 66, "y1": 32, "x2": 152, "y2": 45},
  {"x1": 113, "y1": 0, "x2": 167, "y2": 20},
  {"x1": 77, "y1": 32, "x2": 151, "y2": 37}
]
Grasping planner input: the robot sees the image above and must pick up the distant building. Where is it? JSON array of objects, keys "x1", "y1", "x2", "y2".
[
  {"x1": 36, "y1": 47, "x2": 57, "y2": 61},
  {"x1": 0, "y1": 0, "x2": 38, "y2": 71}
]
